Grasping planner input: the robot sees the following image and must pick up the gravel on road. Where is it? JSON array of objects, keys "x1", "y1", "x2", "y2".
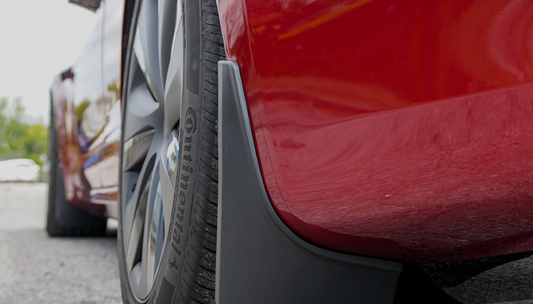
[{"x1": 0, "y1": 183, "x2": 121, "y2": 304}]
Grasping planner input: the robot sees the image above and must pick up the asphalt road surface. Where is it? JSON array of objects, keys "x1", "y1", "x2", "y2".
[
  {"x1": 445, "y1": 257, "x2": 533, "y2": 304},
  {"x1": 0, "y1": 183, "x2": 121, "y2": 304},
  {"x1": 1, "y1": 183, "x2": 533, "y2": 304}
]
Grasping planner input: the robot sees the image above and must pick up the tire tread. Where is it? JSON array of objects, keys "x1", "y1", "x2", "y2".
[{"x1": 175, "y1": 0, "x2": 224, "y2": 302}]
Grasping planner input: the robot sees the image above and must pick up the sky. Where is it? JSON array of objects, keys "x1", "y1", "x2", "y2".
[{"x1": 0, "y1": 0, "x2": 98, "y2": 124}]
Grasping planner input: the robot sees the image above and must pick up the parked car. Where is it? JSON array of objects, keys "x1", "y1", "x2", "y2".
[
  {"x1": 0, "y1": 158, "x2": 40, "y2": 182},
  {"x1": 48, "y1": 0, "x2": 533, "y2": 303}
]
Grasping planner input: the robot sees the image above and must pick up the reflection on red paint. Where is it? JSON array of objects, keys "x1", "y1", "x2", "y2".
[{"x1": 217, "y1": 0, "x2": 533, "y2": 262}]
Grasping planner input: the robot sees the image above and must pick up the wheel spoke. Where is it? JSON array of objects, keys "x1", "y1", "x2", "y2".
[
  {"x1": 123, "y1": 129, "x2": 156, "y2": 171},
  {"x1": 158, "y1": 157, "x2": 175, "y2": 245},
  {"x1": 123, "y1": 151, "x2": 159, "y2": 300},
  {"x1": 123, "y1": 56, "x2": 164, "y2": 142},
  {"x1": 124, "y1": 170, "x2": 150, "y2": 271},
  {"x1": 164, "y1": 15, "x2": 184, "y2": 136},
  {"x1": 158, "y1": 0, "x2": 177, "y2": 85},
  {"x1": 135, "y1": 0, "x2": 164, "y2": 102},
  {"x1": 138, "y1": 246, "x2": 149, "y2": 298},
  {"x1": 129, "y1": 262, "x2": 145, "y2": 298},
  {"x1": 122, "y1": 150, "x2": 157, "y2": 259},
  {"x1": 140, "y1": 166, "x2": 167, "y2": 291},
  {"x1": 153, "y1": 179, "x2": 167, "y2": 265}
]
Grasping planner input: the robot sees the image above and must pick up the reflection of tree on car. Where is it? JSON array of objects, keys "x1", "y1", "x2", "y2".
[{"x1": 77, "y1": 90, "x2": 116, "y2": 152}]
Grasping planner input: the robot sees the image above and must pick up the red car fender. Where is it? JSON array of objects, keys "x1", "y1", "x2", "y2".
[{"x1": 216, "y1": 0, "x2": 533, "y2": 263}]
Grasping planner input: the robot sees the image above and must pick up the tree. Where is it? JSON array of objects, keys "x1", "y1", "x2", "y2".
[{"x1": 0, "y1": 96, "x2": 48, "y2": 167}]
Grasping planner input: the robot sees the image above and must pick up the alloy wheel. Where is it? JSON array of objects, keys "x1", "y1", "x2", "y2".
[{"x1": 120, "y1": 0, "x2": 184, "y2": 300}]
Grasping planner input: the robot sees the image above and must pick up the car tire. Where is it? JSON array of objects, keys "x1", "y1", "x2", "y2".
[
  {"x1": 46, "y1": 99, "x2": 107, "y2": 237},
  {"x1": 118, "y1": 0, "x2": 223, "y2": 302}
]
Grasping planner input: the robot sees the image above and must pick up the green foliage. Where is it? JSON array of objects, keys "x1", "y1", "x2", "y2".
[{"x1": 0, "y1": 96, "x2": 48, "y2": 167}]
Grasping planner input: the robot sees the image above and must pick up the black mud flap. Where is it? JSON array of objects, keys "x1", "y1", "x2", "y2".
[{"x1": 216, "y1": 61, "x2": 402, "y2": 304}]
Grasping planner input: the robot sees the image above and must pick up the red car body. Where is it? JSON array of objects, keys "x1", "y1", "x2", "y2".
[
  {"x1": 52, "y1": 0, "x2": 533, "y2": 268},
  {"x1": 219, "y1": 0, "x2": 533, "y2": 263}
]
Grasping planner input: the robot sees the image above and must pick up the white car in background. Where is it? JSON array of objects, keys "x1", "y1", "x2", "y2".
[{"x1": 0, "y1": 158, "x2": 40, "y2": 182}]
